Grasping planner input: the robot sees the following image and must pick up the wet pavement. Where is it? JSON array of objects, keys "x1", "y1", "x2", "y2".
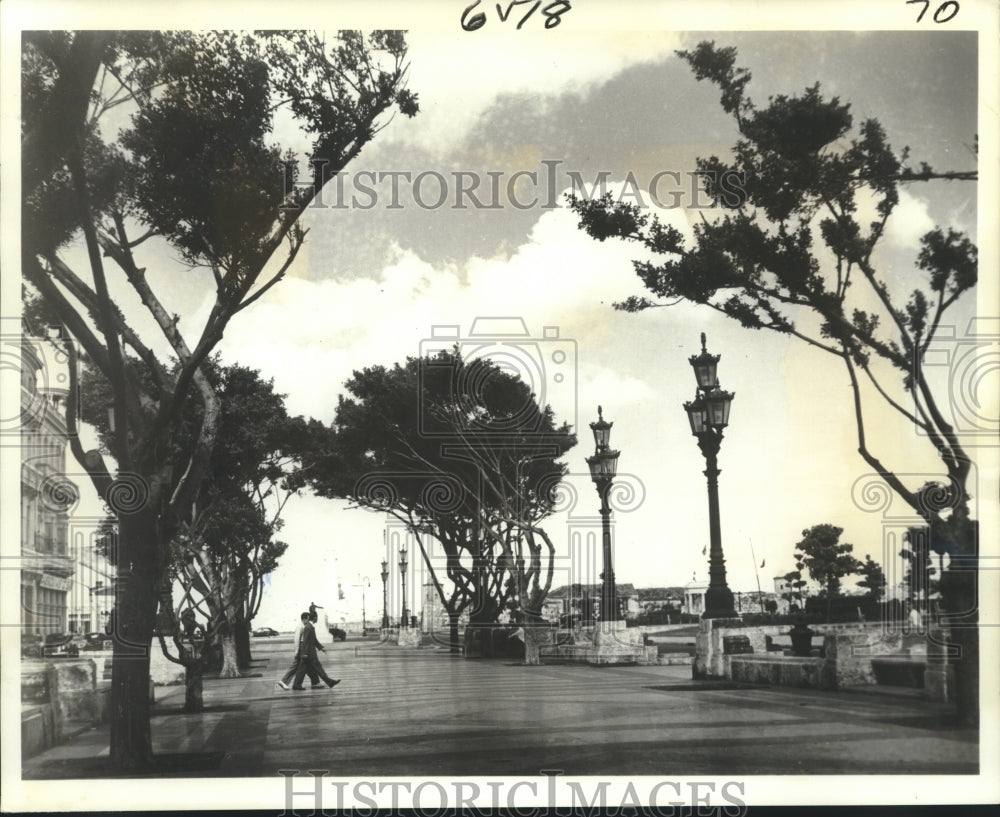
[{"x1": 21, "y1": 634, "x2": 979, "y2": 779}]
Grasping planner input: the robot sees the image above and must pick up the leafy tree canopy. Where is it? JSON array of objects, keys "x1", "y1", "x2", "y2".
[
  {"x1": 304, "y1": 348, "x2": 577, "y2": 628},
  {"x1": 569, "y1": 41, "x2": 977, "y2": 538},
  {"x1": 794, "y1": 523, "x2": 862, "y2": 600}
]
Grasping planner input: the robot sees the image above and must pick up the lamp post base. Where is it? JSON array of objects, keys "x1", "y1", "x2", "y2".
[{"x1": 702, "y1": 585, "x2": 737, "y2": 619}]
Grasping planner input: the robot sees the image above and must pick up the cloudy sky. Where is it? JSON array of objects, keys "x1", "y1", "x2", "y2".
[
  {"x1": 233, "y1": 27, "x2": 983, "y2": 626},
  {"x1": 5, "y1": 9, "x2": 992, "y2": 631}
]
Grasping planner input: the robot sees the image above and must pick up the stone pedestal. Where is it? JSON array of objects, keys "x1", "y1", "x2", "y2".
[
  {"x1": 693, "y1": 617, "x2": 747, "y2": 679},
  {"x1": 396, "y1": 627, "x2": 421, "y2": 648},
  {"x1": 524, "y1": 621, "x2": 645, "y2": 665},
  {"x1": 524, "y1": 628, "x2": 557, "y2": 665},
  {"x1": 584, "y1": 620, "x2": 645, "y2": 665}
]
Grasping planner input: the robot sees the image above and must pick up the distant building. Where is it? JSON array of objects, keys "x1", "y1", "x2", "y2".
[
  {"x1": 548, "y1": 583, "x2": 639, "y2": 621},
  {"x1": 67, "y1": 540, "x2": 116, "y2": 635},
  {"x1": 683, "y1": 577, "x2": 709, "y2": 616},
  {"x1": 20, "y1": 333, "x2": 76, "y2": 635},
  {"x1": 635, "y1": 586, "x2": 684, "y2": 612}
]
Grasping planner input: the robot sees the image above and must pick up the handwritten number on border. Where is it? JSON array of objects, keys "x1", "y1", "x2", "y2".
[
  {"x1": 907, "y1": 0, "x2": 960, "y2": 23},
  {"x1": 461, "y1": 0, "x2": 572, "y2": 31},
  {"x1": 461, "y1": 1, "x2": 487, "y2": 31}
]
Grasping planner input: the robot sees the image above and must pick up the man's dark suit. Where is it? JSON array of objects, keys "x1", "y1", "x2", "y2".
[{"x1": 292, "y1": 620, "x2": 336, "y2": 688}]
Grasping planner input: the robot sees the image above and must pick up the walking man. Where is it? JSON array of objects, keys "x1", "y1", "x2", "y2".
[
  {"x1": 276, "y1": 612, "x2": 320, "y2": 690},
  {"x1": 292, "y1": 611, "x2": 340, "y2": 690}
]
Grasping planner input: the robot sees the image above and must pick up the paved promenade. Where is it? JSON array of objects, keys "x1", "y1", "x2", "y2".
[{"x1": 22, "y1": 635, "x2": 978, "y2": 779}]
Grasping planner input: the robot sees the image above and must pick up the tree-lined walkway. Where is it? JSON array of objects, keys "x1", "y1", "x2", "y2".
[{"x1": 22, "y1": 637, "x2": 977, "y2": 778}]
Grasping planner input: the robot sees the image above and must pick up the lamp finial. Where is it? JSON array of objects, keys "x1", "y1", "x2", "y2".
[
  {"x1": 598, "y1": 404, "x2": 603, "y2": 420},
  {"x1": 700, "y1": 332, "x2": 707, "y2": 353}
]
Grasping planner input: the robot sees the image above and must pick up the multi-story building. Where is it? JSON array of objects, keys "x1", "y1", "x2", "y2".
[
  {"x1": 66, "y1": 531, "x2": 116, "y2": 635},
  {"x1": 20, "y1": 332, "x2": 76, "y2": 635}
]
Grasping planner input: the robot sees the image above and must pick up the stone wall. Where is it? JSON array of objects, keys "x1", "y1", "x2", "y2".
[
  {"x1": 525, "y1": 621, "x2": 649, "y2": 666},
  {"x1": 820, "y1": 629, "x2": 903, "y2": 689},
  {"x1": 696, "y1": 619, "x2": 920, "y2": 691},
  {"x1": 21, "y1": 658, "x2": 109, "y2": 758},
  {"x1": 730, "y1": 655, "x2": 826, "y2": 688}
]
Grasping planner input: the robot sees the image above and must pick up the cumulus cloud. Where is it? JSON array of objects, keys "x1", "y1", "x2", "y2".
[{"x1": 384, "y1": 30, "x2": 683, "y2": 151}]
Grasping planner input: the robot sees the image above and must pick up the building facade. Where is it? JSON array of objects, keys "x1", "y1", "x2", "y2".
[{"x1": 20, "y1": 334, "x2": 76, "y2": 635}]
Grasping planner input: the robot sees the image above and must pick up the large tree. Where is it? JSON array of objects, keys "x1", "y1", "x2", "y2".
[
  {"x1": 793, "y1": 523, "x2": 863, "y2": 621},
  {"x1": 570, "y1": 41, "x2": 979, "y2": 725},
  {"x1": 856, "y1": 553, "x2": 887, "y2": 602},
  {"x1": 305, "y1": 348, "x2": 577, "y2": 651},
  {"x1": 77, "y1": 357, "x2": 312, "y2": 704},
  {"x1": 21, "y1": 30, "x2": 417, "y2": 768},
  {"x1": 182, "y1": 364, "x2": 308, "y2": 676}
]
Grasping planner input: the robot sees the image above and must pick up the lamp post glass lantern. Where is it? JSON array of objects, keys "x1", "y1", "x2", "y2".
[
  {"x1": 399, "y1": 545, "x2": 408, "y2": 628},
  {"x1": 586, "y1": 405, "x2": 621, "y2": 623},
  {"x1": 380, "y1": 559, "x2": 389, "y2": 629},
  {"x1": 683, "y1": 333, "x2": 737, "y2": 619}
]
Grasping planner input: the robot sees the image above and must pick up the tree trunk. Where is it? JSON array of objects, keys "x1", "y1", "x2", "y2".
[
  {"x1": 941, "y1": 561, "x2": 978, "y2": 727},
  {"x1": 218, "y1": 633, "x2": 240, "y2": 678},
  {"x1": 183, "y1": 656, "x2": 204, "y2": 713},
  {"x1": 109, "y1": 511, "x2": 160, "y2": 770},
  {"x1": 448, "y1": 611, "x2": 461, "y2": 655},
  {"x1": 234, "y1": 611, "x2": 252, "y2": 670}
]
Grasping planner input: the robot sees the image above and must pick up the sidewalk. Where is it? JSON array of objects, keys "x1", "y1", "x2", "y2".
[{"x1": 21, "y1": 636, "x2": 978, "y2": 778}]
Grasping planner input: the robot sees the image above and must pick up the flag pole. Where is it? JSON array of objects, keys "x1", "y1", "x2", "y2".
[{"x1": 750, "y1": 538, "x2": 765, "y2": 613}]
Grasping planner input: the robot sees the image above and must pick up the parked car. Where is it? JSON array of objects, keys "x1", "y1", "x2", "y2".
[
  {"x1": 82, "y1": 632, "x2": 112, "y2": 650},
  {"x1": 252, "y1": 627, "x2": 279, "y2": 637},
  {"x1": 328, "y1": 626, "x2": 347, "y2": 642},
  {"x1": 41, "y1": 633, "x2": 80, "y2": 658}
]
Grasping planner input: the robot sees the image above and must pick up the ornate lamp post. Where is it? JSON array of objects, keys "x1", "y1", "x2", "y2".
[
  {"x1": 683, "y1": 333, "x2": 737, "y2": 619},
  {"x1": 586, "y1": 406, "x2": 621, "y2": 623},
  {"x1": 380, "y1": 559, "x2": 390, "y2": 629},
  {"x1": 399, "y1": 544, "x2": 408, "y2": 628}
]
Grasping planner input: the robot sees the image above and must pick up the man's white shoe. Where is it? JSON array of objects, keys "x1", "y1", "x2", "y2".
[{"x1": 276, "y1": 681, "x2": 290, "y2": 691}]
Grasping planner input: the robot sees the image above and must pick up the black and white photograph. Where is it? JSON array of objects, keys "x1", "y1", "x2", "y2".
[{"x1": 2, "y1": 0, "x2": 998, "y2": 812}]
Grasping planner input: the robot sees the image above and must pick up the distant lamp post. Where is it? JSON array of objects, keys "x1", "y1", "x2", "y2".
[
  {"x1": 586, "y1": 406, "x2": 621, "y2": 623},
  {"x1": 357, "y1": 576, "x2": 370, "y2": 634},
  {"x1": 399, "y1": 544, "x2": 409, "y2": 628},
  {"x1": 380, "y1": 559, "x2": 390, "y2": 629},
  {"x1": 684, "y1": 333, "x2": 737, "y2": 619}
]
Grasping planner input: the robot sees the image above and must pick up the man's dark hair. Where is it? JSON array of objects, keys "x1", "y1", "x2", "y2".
[{"x1": 301, "y1": 612, "x2": 310, "y2": 621}]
